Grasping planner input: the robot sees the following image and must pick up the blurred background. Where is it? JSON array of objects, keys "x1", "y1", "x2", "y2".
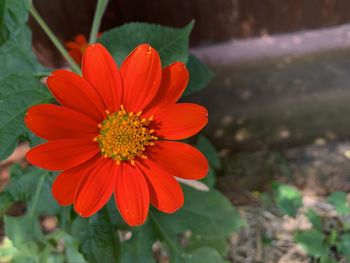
[{"x1": 22, "y1": 1, "x2": 350, "y2": 261}]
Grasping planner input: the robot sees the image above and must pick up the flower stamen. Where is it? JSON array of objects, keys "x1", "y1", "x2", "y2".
[{"x1": 95, "y1": 105, "x2": 157, "y2": 164}]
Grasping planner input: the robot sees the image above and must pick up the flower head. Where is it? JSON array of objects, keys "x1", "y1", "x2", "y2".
[
  {"x1": 65, "y1": 34, "x2": 89, "y2": 65},
  {"x1": 25, "y1": 43, "x2": 208, "y2": 226}
]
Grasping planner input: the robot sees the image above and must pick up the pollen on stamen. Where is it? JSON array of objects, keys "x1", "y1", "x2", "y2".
[{"x1": 95, "y1": 105, "x2": 157, "y2": 163}]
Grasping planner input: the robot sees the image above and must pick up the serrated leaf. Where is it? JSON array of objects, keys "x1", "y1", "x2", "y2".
[
  {"x1": 0, "y1": 0, "x2": 48, "y2": 160},
  {"x1": 183, "y1": 55, "x2": 213, "y2": 96},
  {"x1": 72, "y1": 209, "x2": 120, "y2": 263},
  {"x1": 0, "y1": 74, "x2": 50, "y2": 160},
  {"x1": 99, "y1": 21, "x2": 193, "y2": 66},
  {"x1": 4, "y1": 215, "x2": 46, "y2": 258},
  {"x1": 294, "y1": 230, "x2": 329, "y2": 259},
  {"x1": 327, "y1": 191, "x2": 350, "y2": 215},
  {"x1": 273, "y1": 183, "x2": 302, "y2": 217},
  {"x1": 1, "y1": 165, "x2": 58, "y2": 214},
  {"x1": 0, "y1": 0, "x2": 29, "y2": 45}
]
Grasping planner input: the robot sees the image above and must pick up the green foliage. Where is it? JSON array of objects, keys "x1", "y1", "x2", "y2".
[
  {"x1": 272, "y1": 182, "x2": 302, "y2": 217},
  {"x1": 195, "y1": 135, "x2": 221, "y2": 188},
  {"x1": 196, "y1": 135, "x2": 221, "y2": 169},
  {"x1": 305, "y1": 209, "x2": 323, "y2": 232},
  {"x1": 71, "y1": 210, "x2": 120, "y2": 263},
  {"x1": 0, "y1": 0, "x2": 49, "y2": 160},
  {"x1": 337, "y1": 233, "x2": 350, "y2": 260},
  {"x1": 327, "y1": 191, "x2": 350, "y2": 215},
  {"x1": 184, "y1": 55, "x2": 213, "y2": 96},
  {"x1": 0, "y1": 166, "x2": 87, "y2": 262},
  {"x1": 121, "y1": 185, "x2": 244, "y2": 263},
  {"x1": 188, "y1": 247, "x2": 229, "y2": 263},
  {"x1": 1, "y1": 166, "x2": 56, "y2": 261},
  {"x1": 292, "y1": 192, "x2": 350, "y2": 262},
  {"x1": 99, "y1": 22, "x2": 193, "y2": 66},
  {"x1": 294, "y1": 230, "x2": 329, "y2": 259},
  {"x1": 0, "y1": 165, "x2": 59, "y2": 216}
]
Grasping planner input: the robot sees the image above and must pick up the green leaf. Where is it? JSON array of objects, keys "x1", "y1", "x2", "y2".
[
  {"x1": 0, "y1": 74, "x2": 50, "y2": 160},
  {"x1": 327, "y1": 191, "x2": 350, "y2": 215},
  {"x1": 195, "y1": 136, "x2": 220, "y2": 188},
  {"x1": 4, "y1": 214, "x2": 46, "y2": 258},
  {"x1": 0, "y1": 237, "x2": 20, "y2": 263},
  {"x1": 184, "y1": 55, "x2": 213, "y2": 96},
  {"x1": 337, "y1": 233, "x2": 350, "y2": 259},
  {"x1": 306, "y1": 209, "x2": 323, "y2": 232},
  {"x1": 186, "y1": 236, "x2": 228, "y2": 257},
  {"x1": 2, "y1": 167, "x2": 55, "y2": 260},
  {"x1": 320, "y1": 256, "x2": 337, "y2": 263},
  {"x1": 196, "y1": 135, "x2": 220, "y2": 169},
  {"x1": 121, "y1": 186, "x2": 243, "y2": 262},
  {"x1": 188, "y1": 247, "x2": 228, "y2": 263},
  {"x1": 200, "y1": 167, "x2": 216, "y2": 189},
  {"x1": 155, "y1": 186, "x2": 244, "y2": 239},
  {"x1": 294, "y1": 230, "x2": 329, "y2": 259},
  {"x1": 121, "y1": 221, "x2": 156, "y2": 263},
  {"x1": 0, "y1": 0, "x2": 29, "y2": 44},
  {"x1": 0, "y1": 27, "x2": 42, "y2": 79},
  {"x1": 272, "y1": 183, "x2": 302, "y2": 217},
  {"x1": 99, "y1": 21, "x2": 193, "y2": 66},
  {"x1": 0, "y1": 191, "x2": 13, "y2": 216},
  {"x1": 72, "y1": 209, "x2": 120, "y2": 263},
  {"x1": 1, "y1": 165, "x2": 58, "y2": 214},
  {"x1": 0, "y1": 0, "x2": 48, "y2": 160},
  {"x1": 63, "y1": 233, "x2": 86, "y2": 263}
]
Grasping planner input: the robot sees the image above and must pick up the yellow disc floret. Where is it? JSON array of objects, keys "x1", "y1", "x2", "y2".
[{"x1": 95, "y1": 105, "x2": 157, "y2": 165}]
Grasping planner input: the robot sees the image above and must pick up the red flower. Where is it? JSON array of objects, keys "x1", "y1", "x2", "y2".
[
  {"x1": 65, "y1": 34, "x2": 89, "y2": 65},
  {"x1": 25, "y1": 43, "x2": 208, "y2": 226}
]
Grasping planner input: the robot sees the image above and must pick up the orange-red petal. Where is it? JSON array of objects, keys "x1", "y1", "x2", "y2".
[
  {"x1": 26, "y1": 139, "x2": 99, "y2": 171},
  {"x1": 154, "y1": 103, "x2": 208, "y2": 140},
  {"x1": 147, "y1": 141, "x2": 209, "y2": 180},
  {"x1": 82, "y1": 43, "x2": 123, "y2": 112},
  {"x1": 114, "y1": 163, "x2": 149, "y2": 226},
  {"x1": 74, "y1": 34, "x2": 87, "y2": 45},
  {"x1": 68, "y1": 49, "x2": 83, "y2": 65},
  {"x1": 47, "y1": 70, "x2": 106, "y2": 121},
  {"x1": 144, "y1": 62, "x2": 189, "y2": 115},
  {"x1": 52, "y1": 155, "x2": 101, "y2": 206},
  {"x1": 74, "y1": 158, "x2": 117, "y2": 217},
  {"x1": 25, "y1": 104, "x2": 99, "y2": 140},
  {"x1": 120, "y1": 44, "x2": 162, "y2": 112},
  {"x1": 138, "y1": 159, "x2": 184, "y2": 213},
  {"x1": 65, "y1": 41, "x2": 81, "y2": 50}
]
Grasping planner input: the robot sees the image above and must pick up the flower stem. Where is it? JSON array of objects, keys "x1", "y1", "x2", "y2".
[
  {"x1": 29, "y1": 4, "x2": 81, "y2": 74},
  {"x1": 28, "y1": 171, "x2": 49, "y2": 219},
  {"x1": 89, "y1": 0, "x2": 109, "y2": 43}
]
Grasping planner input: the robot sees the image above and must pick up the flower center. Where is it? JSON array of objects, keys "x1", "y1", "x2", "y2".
[{"x1": 95, "y1": 105, "x2": 157, "y2": 164}]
